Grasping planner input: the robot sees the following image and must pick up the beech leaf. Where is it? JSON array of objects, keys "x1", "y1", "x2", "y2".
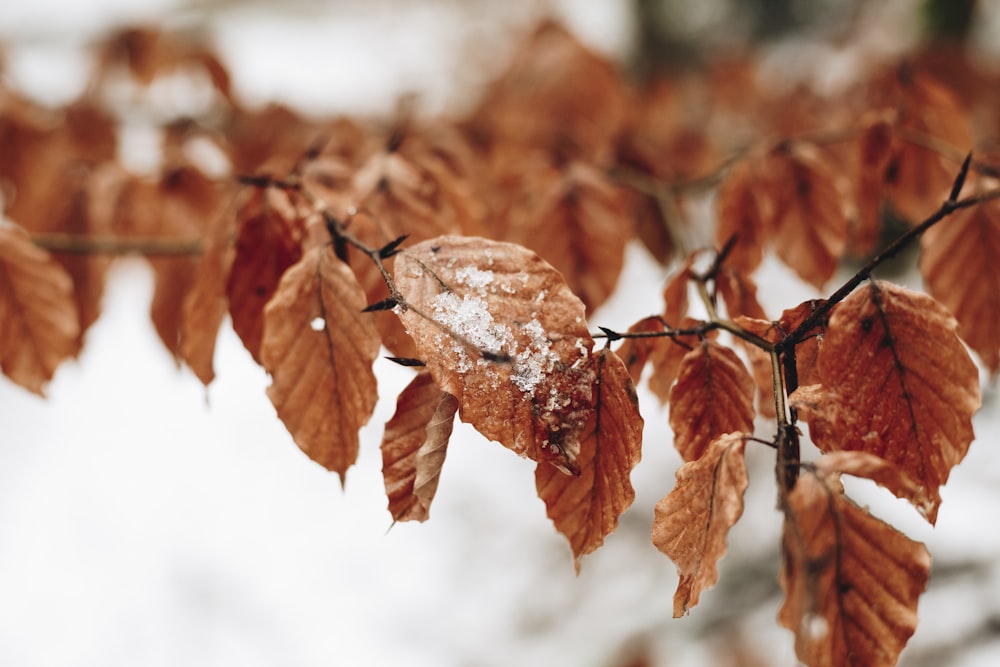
[
  {"x1": 652, "y1": 433, "x2": 749, "y2": 617},
  {"x1": 779, "y1": 470, "x2": 930, "y2": 667},
  {"x1": 613, "y1": 315, "x2": 666, "y2": 385},
  {"x1": 0, "y1": 225, "x2": 80, "y2": 395},
  {"x1": 394, "y1": 235, "x2": 597, "y2": 473},
  {"x1": 790, "y1": 281, "x2": 980, "y2": 523},
  {"x1": 715, "y1": 158, "x2": 766, "y2": 274},
  {"x1": 260, "y1": 246, "x2": 380, "y2": 483},
  {"x1": 499, "y1": 160, "x2": 630, "y2": 313},
  {"x1": 227, "y1": 187, "x2": 304, "y2": 363},
  {"x1": 535, "y1": 348, "x2": 644, "y2": 569},
  {"x1": 759, "y1": 144, "x2": 849, "y2": 289},
  {"x1": 920, "y1": 182, "x2": 1000, "y2": 374},
  {"x1": 669, "y1": 340, "x2": 755, "y2": 462},
  {"x1": 381, "y1": 372, "x2": 459, "y2": 522}
]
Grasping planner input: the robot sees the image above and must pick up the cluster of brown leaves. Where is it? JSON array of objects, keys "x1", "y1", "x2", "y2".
[{"x1": 1, "y1": 19, "x2": 996, "y2": 666}]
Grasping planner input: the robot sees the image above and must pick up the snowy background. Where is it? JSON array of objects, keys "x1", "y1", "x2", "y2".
[{"x1": 2, "y1": 1, "x2": 1000, "y2": 665}]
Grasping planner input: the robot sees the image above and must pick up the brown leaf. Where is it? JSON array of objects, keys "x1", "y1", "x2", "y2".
[
  {"x1": 260, "y1": 245, "x2": 380, "y2": 482},
  {"x1": 613, "y1": 316, "x2": 666, "y2": 385},
  {"x1": 759, "y1": 144, "x2": 850, "y2": 289},
  {"x1": 652, "y1": 433, "x2": 749, "y2": 617},
  {"x1": 227, "y1": 187, "x2": 304, "y2": 363},
  {"x1": 500, "y1": 160, "x2": 631, "y2": 313},
  {"x1": 394, "y1": 236, "x2": 596, "y2": 473},
  {"x1": 715, "y1": 268, "x2": 767, "y2": 321},
  {"x1": 920, "y1": 179, "x2": 1000, "y2": 373},
  {"x1": 875, "y1": 68, "x2": 972, "y2": 224},
  {"x1": 342, "y1": 126, "x2": 483, "y2": 358},
  {"x1": 715, "y1": 158, "x2": 766, "y2": 274},
  {"x1": 98, "y1": 164, "x2": 228, "y2": 360},
  {"x1": 0, "y1": 225, "x2": 80, "y2": 394},
  {"x1": 468, "y1": 20, "x2": 627, "y2": 162},
  {"x1": 147, "y1": 167, "x2": 228, "y2": 359},
  {"x1": 790, "y1": 281, "x2": 980, "y2": 523},
  {"x1": 778, "y1": 470, "x2": 930, "y2": 667},
  {"x1": 178, "y1": 199, "x2": 238, "y2": 385},
  {"x1": 813, "y1": 451, "x2": 925, "y2": 503},
  {"x1": 381, "y1": 372, "x2": 458, "y2": 522},
  {"x1": 852, "y1": 114, "x2": 894, "y2": 255},
  {"x1": 669, "y1": 340, "x2": 755, "y2": 462},
  {"x1": 535, "y1": 348, "x2": 643, "y2": 569},
  {"x1": 644, "y1": 316, "x2": 711, "y2": 405},
  {"x1": 1, "y1": 98, "x2": 116, "y2": 346}
]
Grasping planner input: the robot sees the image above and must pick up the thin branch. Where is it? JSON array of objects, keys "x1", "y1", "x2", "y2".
[{"x1": 779, "y1": 175, "x2": 1000, "y2": 352}]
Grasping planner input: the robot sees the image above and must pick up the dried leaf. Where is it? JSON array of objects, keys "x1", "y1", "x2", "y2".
[
  {"x1": 0, "y1": 225, "x2": 80, "y2": 394},
  {"x1": 500, "y1": 160, "x2": 631, "y2": 313},
  {"x1": 146, "y1": 166, "x2": 228, "y2": 358},
  {"x1": 1, "y1": 99, "x2": 116, "y2": 346},
  {"x1": 878, "y1": 69, "x2": 972, "y2": 224},
  {"x1": 920, "y1": 180, "x2": 1000, "y2": 373},
  {"x1": 813, "y1": 451, "x2": 925, "y2": 503},
  {"x1": 790, "y1": 281, "x2": 980, "y2": 523},
  {"x1": 343, "y1": 126, "x2": 483, "y2": 357},
  {"x1": 852, "y1": 114, "x2": 894, "y2": 255},
  {"x1": 394, "y1": 236, "x2": 596, "y2": 473},
  {"x1": 227, "y1": 187, "x2": 304, "y2": 363},
  {"x1": 648, "y1": 316, "x2": 717, "y2": 405},
  {"x1": 535, "y1": 348, "x2": 643, "y2": 569},
  {"x1": 260, "y1": 246, "x2": 380, "y2": 482},
  {"x1": 613, "y1": 316, "x2": 666, "y2": 385},
  {"x1": 381, "y1": 372, "x2": 458, "y2": 522},
  {"x1": 468, "y1": 20, "x2": 627, "y2": 161},
  {"x1": 662, "y1": 259, "x2": 693, "y2": 328},
  {"x1": 178, "y1": 200, "x2": 238, "y2": 385},
  {"x1": 759, "y1": 144, "x2": 850, "y2": 289},
  {"x1": 652, "y1": 433, "x2": 749, "y2": 617},
  {"x1": 715, "y1": 159, "x2": 766, "y2": 274},
  {"x1": 779, "y1": 470, "x2": 930, "y2": 667},
  {"x1": 669, "y1": 340, "x2": 755, "y2": 462}
]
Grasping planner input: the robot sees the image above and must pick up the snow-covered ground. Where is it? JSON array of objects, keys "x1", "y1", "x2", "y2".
[{"x1": 2, "y1": 1, "x2": 1000, "y2": 665}]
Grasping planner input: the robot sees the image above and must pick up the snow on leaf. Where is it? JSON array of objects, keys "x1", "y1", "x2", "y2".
[
  {"x1": 920, "y1": 179, "x2": 1000, "y2": 374},
  {"x1": 227, "y1": 187, "x2": 304, "y2": 364},
  {"x1": 0, "y1": 225, "x2": 80, "y2": 395},
  {"x1": 394, "y1": 236, "x2": 596, "y2": 473},
  {"x1": 652, "y1": 432, "x2": 749, "y2": 617},
  {"x1": 535, "y1": 348, "x2": 643, "y2": 569},
  {"x1": 669, "y1": 340, "x2": 755, "y2": 462},
  {"x1": 790, "y1": 281, "x2": 980, "y2": 523},
  {"x1": 778, "y1": 470, "x2": 930, "y2": 667},
  {"x1": 381, "y1": 371, "x2": 459, "y2": 522},
  {"x1": 260, "y1": 246, "x2": 380, "y2": 482}
]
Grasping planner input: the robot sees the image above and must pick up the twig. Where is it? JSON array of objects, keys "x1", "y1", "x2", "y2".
[
  {"x1": 31, "y1": 233, "x2": 203, "y2": 256},
  {"x1": 779, "y1": 158, "x2": 999, "y2": 352}
]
